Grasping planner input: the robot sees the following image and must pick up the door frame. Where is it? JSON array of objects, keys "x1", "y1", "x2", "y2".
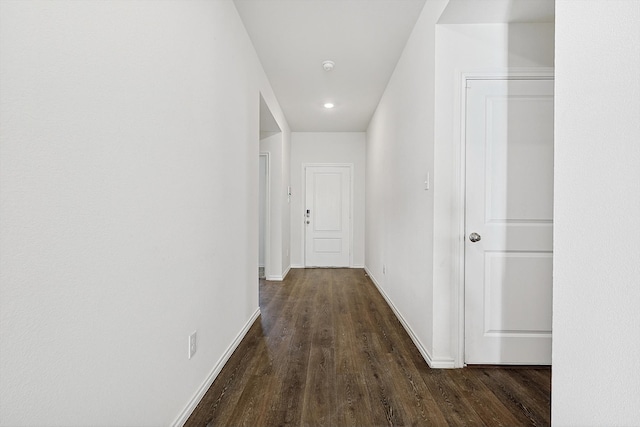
[
  {"x1": 454, "y1": 69, "x2": 555, "y2": 367},
  {"x1": 301, "y1": 163, "x2": 354, "y2": 268},
  {"x1": 259, "y1": 152, "x2": 271, "y2": 280}
]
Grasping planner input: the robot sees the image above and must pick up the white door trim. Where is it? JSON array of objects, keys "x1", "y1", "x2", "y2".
[
  {"x1": 260, "y1": 152, "x2": 271, "y2": 280},
  {"x1": 453, "y1": 69, "x2": 555, "y2": 367},
  {"x1": 301, "y1": 163, "x2": 354, "y2": 268}
]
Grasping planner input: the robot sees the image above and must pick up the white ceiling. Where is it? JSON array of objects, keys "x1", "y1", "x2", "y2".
[
  {"x1": 438, "y1": 0, "x2": 555, "y2": 24},
  {"x1": 235, "y1": 0, "x2": 555, "y2": 133},
  {"x1": 234, "y1": 0, "x2": 427, "y2": 132}
]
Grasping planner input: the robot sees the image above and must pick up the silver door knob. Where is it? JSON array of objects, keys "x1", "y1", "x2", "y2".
[{"x1": 469, "y1": 232, "x2": 481, "y2": 242}]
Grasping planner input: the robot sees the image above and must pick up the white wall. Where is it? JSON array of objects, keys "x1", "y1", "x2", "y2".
[
  {"x1": 365, "y1": 0, "x2": 448, "y2": 366},
  {"x1": 281, "y1": 128, "x2": 292, "y2": 275},
  {"x1": 366, "y1": 2, "x2": 555, "y2": 368},
  {"x1": 433, "y1": 23, "x2": 554, "y2": 364},
  {"x1": 290, "y1": 132, "x2": 366, "y2": 268},
  {"x1": 260, "y1": 132, "x2": 290, "y2": 280},
  {"x1": 0, "y1": 1, "x2": 289, "y2": 426},
  {"x1": 553, "y1": 1, "x2": 640, "y2": 425},
  {"x1": 258, "y1": 154, "x2": 267, "y2": 268}
]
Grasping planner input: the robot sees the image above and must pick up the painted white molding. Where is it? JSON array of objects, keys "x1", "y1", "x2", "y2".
[
  {"x1": 289, "y1": 265, "x2": 364, "y2": 270},
  {"x1": 429, "y1": 357, "x2": 456, "y2": 369},
  {"x1": 461, "y1": 68, "x2": 555, "y2": 82},
  {"x1": 454, "y1": 69, "x2": 555, "y2": 368},
  {"x1": 259, "y1": 152, "x2": 271, "y2": 282},
  {"x1": 266, "y1": 266, "x2": 291, "y2": 282},
  {"x1": 364, "y1": 267, "x2": 455, "y2": 369},
  {"x1": 172, "y1": 308, "x2": 261, "y2": 427}
]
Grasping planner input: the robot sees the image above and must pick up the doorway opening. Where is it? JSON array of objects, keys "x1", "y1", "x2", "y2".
[{"x1": 258, "y1": 94, "x2": 281, "y2": 281}]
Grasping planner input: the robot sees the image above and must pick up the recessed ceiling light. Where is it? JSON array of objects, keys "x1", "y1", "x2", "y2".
[
  {"x1": 324, "y1": 102, "x2": 335, "y2": 109},
  {"x1": 322, "y1": 60, "x2": 335, "y2": 72}
]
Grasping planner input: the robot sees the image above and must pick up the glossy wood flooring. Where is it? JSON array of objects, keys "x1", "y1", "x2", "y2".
[{"x1": 185, "y1": 268, "x2": 551, "y2": 426}]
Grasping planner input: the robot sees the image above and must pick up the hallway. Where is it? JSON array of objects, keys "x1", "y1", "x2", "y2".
[{"x1": 185, "y1": 269, "x2": 550, "y2": 426}]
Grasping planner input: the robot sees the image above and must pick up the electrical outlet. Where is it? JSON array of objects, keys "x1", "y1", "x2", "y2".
[{"x1": 189, "y1": 331, "x2": 197, "y2": 359}]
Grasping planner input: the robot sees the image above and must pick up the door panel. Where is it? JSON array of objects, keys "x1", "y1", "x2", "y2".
[
  {"x1": 485, "y1": 96, "x2": 554, "y2": 223},
  {"x1": 465, "y1": 78, "x2": 554, "y2": 365},
  {"x1": 313, "y1": 173, "x2": 343, "y2": 231},
  {"x1": 305, "y1": 166, "x2": 350, "y2": 267},
  {"x1": 484, "y1": 252, "x2": 553, "y2": 334}
]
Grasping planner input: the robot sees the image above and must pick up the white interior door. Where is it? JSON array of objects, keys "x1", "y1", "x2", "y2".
[
  {"x1": 465, "y1": 78, "x2": 554, "y2": 365},
  {"x1": 305, "y1": 166, "x2": 351, "y2": 267}
]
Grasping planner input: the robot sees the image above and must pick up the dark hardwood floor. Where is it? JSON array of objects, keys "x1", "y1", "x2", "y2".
[{"x1": 185, "y1": 268, "x2": 551, "y2": 426}]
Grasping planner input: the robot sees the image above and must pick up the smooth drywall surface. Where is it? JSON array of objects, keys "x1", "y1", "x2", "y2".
[
  {"x1": 437, "y1": 0, "x2": 555, "y2": 24},
  {"x1": 290, "y1": 133, "x2": 366, "y2": 267},
  {"x1": 281, "y1": 126, "x2": 291, "y2": 275},
  {"x1": 260, "y1": 133, "x2": 286, "y2": 279},
  {"x1": 433, "y1": 23, "x2": 554, "y2": 363},
  {"x1": 366, "y1": 5, "x2": 555, "y2": 367},
  {"x1": 0, "y1": 1, "x2": 289, "y2": 425},
  {"x1": 365, "y1": 0, "x2": 448, "y2": 365},
  {"x1": 259, "y1": 155, "x2": 267, "y2": 268},
  {"x1": 553, "y1": 1, "x2": 640, "y2": 425}
]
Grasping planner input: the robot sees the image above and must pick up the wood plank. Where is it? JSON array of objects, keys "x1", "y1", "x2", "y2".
[
  {"x1": 185, "y1": 322, "x2": 266, "y2": 427},
  {"x1": 185, "y1": 268, "x2": 551, "y2": 427},
  {"x1": 447, "y1": 368, "x2": 523, "y2": 426},
  {"x1": 300, "y1": 271, "x2": 335, "y2": 427},
  {"x1": 333, "y1": 372, "x2": 376, "y2": 427},
  {"x1": 475, "y1": 367, "x2": 551, "y2": 426},
  {"x1": 420, "y1": 369, "x2": 486, "y2": 426}
]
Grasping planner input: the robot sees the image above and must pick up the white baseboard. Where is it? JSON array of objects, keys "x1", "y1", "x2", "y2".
[
  {"x1": 290, "y1": 265, "x2": 364, "y2": 269},
  {"x1": 363, "y1": 267, "x2": 455, "y2": 369},
  {"x1": 266, "y1": 266, "x2": 292, "y2": 281},
  {"x1": 172, "y1": 308, "x2": 261, "y2": 427},
  {"x1": 429, "y1": 356, "x2": 456, "y2": 369}
]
